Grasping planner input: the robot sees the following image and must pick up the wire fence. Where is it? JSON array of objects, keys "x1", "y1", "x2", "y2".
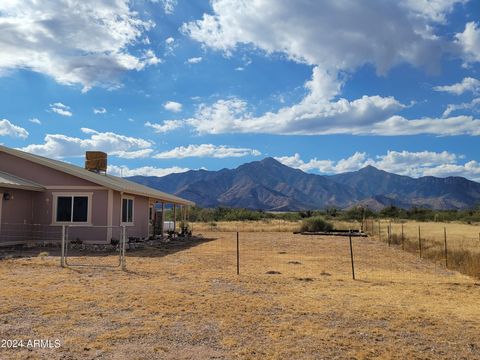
[
  {"x1": 0, "y1": 223, "x2": 63, "y2": 246},
  {"x1": 363, "y1": 218, "x2": 480, "y2": 279},
  {"x1": 1, "y1": 220, "x2": 479, "y2": 281}
]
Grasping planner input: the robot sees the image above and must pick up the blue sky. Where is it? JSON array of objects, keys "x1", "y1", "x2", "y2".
[{"x1": 1, "y1": 0, "x2": 480, "y2": 180}]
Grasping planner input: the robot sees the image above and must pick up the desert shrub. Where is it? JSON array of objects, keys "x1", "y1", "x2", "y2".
[{"x1": 300, "y1": 216, "x2": 334, "y2": 232}]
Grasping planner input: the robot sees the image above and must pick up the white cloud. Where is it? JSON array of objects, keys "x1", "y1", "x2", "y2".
[
  {"x1": 442, "y1": 98, "x2": 480, "y2": 117},
  {"x1": 0, "y1": 119, "x2": 29, "y2": 139},
  {"x1": 145, "y1": 120, "x2": 184, "y2": 133},
  {"x1": 93, "y1": 107, "x2": 107, "y2": 115},
  {"x1": 21, "y1": 128, "x2": 153, "y2": 159},
  {"x1": 49, "y1": 103, "x2": 72, "y2": 117},
  {"x1": 370, "y1": 115, "x2": 480, "y2": 136},
  {"x1": 186, "y1": 57, "x2": 203, "y2": 64},
  {"x1": 0, "y1": 1, "x2": 161, "y2": 91},
  {"x1": 164, "y1": 37, "x2": 176, "y2": 55},
  {"x1": 29, "y1": 118, "x2": 41, "y2": 125},
  {"x1": 154, "y1": 144, "x2": 261, "y2": 159},
  {"x1": 184, "y1": 91, "x2": 406, "y2": 135},
  {"x1": 108, "y1": 165, "x2": 189, "y2": 177},
  {"x1": 455, "y1": 21, "x2": 480, "y2": 64},
  {"x1": 152, "y1": 0, "x2": 178, "y2": 15},
  {"x1": 276, "y1": 150, "x2": 480, "y2": 181},
  {"x1": 181, "y1": 0, "x2": 478, "y2": 137},
  {"x1": 163, "y1": 101, "x2": 183, "y2": 112},
  {"x1": 434, "y1": 77, "x2": 480, "y2": 95},
  {"x1": 182, "y1": 0, "x2": 457, "y2": 76}
]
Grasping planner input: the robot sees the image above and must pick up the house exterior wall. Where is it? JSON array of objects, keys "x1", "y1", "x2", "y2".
[
  {"x1": 0, "y1": 151, "x2": 161, "y2": 245},
  {"x1": 112, "y1": 191, "x2": 150, "y2": 239},
  {"x1": 0, "y1": 188, "x2": 35, "y2": 224}
]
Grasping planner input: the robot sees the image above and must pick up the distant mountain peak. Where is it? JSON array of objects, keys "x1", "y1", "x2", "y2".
[
  {"x1": 260, "y1": 157, "x2": 282, "y2": 165},
  {"x1": 359, "y1": 164, "x2": 381, "y2": 172},
  {"x1": 128, "y1": 157, "x2": 480, "y2": 211}
]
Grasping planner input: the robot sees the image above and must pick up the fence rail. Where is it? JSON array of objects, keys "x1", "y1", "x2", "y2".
[
  {"x1": 61, "y1": 225, "x2": 127, "y2": 270},
  {"x1": 0, "y1": 223, "x2": 63, "y2": 246}
]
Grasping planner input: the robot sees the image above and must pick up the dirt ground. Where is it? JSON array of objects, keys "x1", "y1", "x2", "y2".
[{"x1": 0, "y1": 232, "x2": 479, "y2": 359}]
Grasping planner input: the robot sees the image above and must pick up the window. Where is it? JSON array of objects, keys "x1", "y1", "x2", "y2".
[
  {"x1": 55, "y1": 196, "x2": 89, "y2": 223},
  {"x1": 122, "y1": 197, "x2": 134, "y2": 224}
]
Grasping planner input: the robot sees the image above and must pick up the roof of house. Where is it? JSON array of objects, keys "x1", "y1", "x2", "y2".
[
  {"x1": 0, "y1": 170, "x2": 45, "y2": 192},
  {"x1": 0, "y1": 145, "x2": 195, "y2": 206}
]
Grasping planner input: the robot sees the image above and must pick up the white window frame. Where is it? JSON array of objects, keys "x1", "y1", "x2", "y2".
[
  {"x1": 52, "y1": 192, "x2": 93, "y2": 225},
  {"x1": 121, "y1": 195, "x2": 135, "y2": 226}
]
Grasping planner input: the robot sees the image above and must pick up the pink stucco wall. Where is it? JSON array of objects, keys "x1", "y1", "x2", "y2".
[{"x1": 111, "y1": 191, "x2": 150, "y2": 239}]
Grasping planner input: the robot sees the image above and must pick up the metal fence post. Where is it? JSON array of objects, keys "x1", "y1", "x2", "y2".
[
  {"x1": 236, "y1": 232, "x2": 240, "y2": 275},
  {"x1": 387, "y1": 223, "x2": 391, "y2": 247},
  {"x1": 349, "y1": 233, "x2": 355, "y2": 280},
  {"x1": 418, "y1": 225, "x2": 422, "y2": 258},
  {"x1": 444, "y1": 227, "x2": 448, "y2": 268},
  {"x1": 121, "y1": 225, "x2": 127, "y2": 271},
  {"x1": 60, "y1": 225, "x2": 66, "y2": 268}
]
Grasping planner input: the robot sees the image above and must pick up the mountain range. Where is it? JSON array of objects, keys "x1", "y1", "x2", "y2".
[{"x1": 128, "y1": 157, "x2": 480, "y2": 211}]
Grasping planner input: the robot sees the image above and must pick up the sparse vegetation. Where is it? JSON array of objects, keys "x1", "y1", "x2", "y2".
[
  {"x1": 37, "y1": 251, "x2": 49, "y2": 258},
  {"x1": 300, "y1": 216, "x2": 334, "y2": 232},
  {"x1": 183, "y1": 205, "x2": 480, "y2": 224},
  {"x1": 0, "y1": 232, "x2": 479, "y2": 359}
]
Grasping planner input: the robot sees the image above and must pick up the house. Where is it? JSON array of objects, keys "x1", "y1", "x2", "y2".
[{"x1": 0, "y1": 145, "x2": 194, "y2": 246}]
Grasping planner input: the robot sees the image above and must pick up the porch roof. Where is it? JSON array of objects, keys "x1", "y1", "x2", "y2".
[{"x1": 0, "y1": 170, "x2": 45, "y2": 192}]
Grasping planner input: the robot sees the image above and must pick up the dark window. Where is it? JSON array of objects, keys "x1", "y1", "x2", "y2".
[
  {"x1": 56, "y1": 196, "x2": 89, "y2": 222},
  {"x1": 72, "y1": 197, "x2": 88, "y2": 222},
  {"x1": 122, "y1": 198, "x2": 134, "y2": 223},
  {"x1": 56, "y1": 197, "x2": 72, "y2": 222}
]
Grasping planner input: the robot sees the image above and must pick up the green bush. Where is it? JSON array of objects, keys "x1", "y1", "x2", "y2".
[{"x1": 300, "y1": 216, "x2": 334, "y2": 232}]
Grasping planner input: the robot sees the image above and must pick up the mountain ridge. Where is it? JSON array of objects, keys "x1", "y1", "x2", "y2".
[{"x1": 128, "y1": 157, "x2": 480, "y2": 210}]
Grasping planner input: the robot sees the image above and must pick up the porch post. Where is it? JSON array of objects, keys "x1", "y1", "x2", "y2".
[
  {"x1": 173, "y1": 204, "x2": 177, "y2": 234},
  {"x1": 161, "y1": 202, "x2": 165, "y2": 237}
]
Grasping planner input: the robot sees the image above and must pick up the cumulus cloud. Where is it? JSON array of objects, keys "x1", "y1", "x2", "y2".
[
  {"x1": 455, "y1": 21, "x2": 480, "y2": 64},
  {"x1": 370, "y1": 115, "x2": 480, "y2": 136},
  {"x1": 0, "y1": 119, "x2": 29, "y2": 139},
  {"x1": 186, "y1": 57, "x2": 203, "y2": 64},
  {"x1": 29, "y1": 118, "x2": 41, "y2": 125},
  {"x1": 182, "y1": 66, "x2": 407, "y2": 135},
  {"x1": 154, "y1": 144, "x2": 261, "y2": 159},
  {"x1": 163, "y1": 101, "x2": 183, "y2": 112},
  {"x1": 434, "y1": 77, "x2": 480, "y2": 95},
  {"x1": 275, "y1": 150, "x2": 480, "y2": 181},
  {"x1": 108, "y1": 165, "x2": 189, "y2": 177},
  {"x1": 181, "y1": 93, "x2": 480, "y2": 136},
  {"x1": 93, "y1": 107, "x2": 107, "y2": 115},
  {"x1": 21, "y1": 128, "x2": 153, "y2": 159},
  {"x1": 0, "y1": 0, "x2": 161, "y2": 91},
  {"x1": 442, "y1": 98, "x2": 480, "y2": 117},
  {"x1": 49, "y1": 103, "x2": 72, "y2": 117},
  {"x1": 145, "y1": 120, "x2": 183, "y2": 133},
  {"x1": 182, "y1": 0, "x2": 458, "y2": 75},
  {"x1": 180, "y1": 0, "x2": 479, "y2": 137}
]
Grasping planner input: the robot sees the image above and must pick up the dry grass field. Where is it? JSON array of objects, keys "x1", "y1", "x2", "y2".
[{"x1": 1, "y1": 232, "x2": 480, "y2": 359}]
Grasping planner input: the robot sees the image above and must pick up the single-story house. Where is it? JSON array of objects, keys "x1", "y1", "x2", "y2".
[{"x1": 0, "y1": 145, "x2": 194, "y2": 246}]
